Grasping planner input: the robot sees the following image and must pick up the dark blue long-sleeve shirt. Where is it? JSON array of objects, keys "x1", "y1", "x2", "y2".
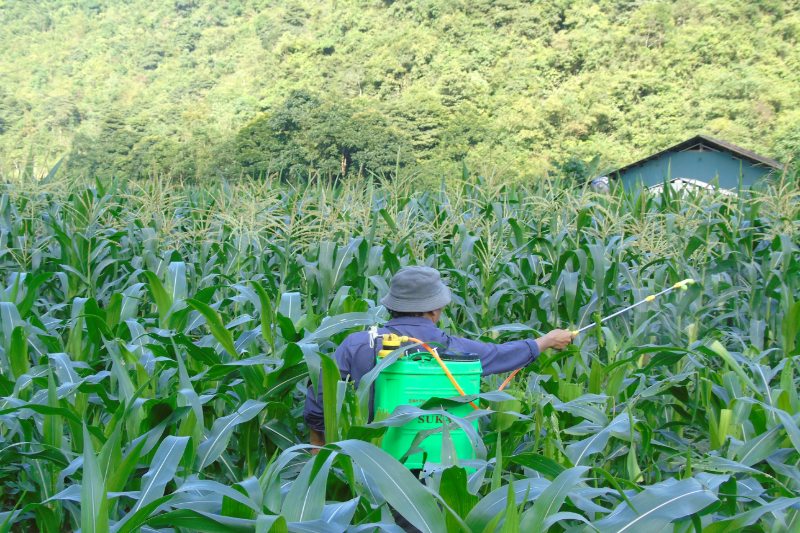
[{"x1": 303, "y1": 316, "x2": 540, "y2": 432}]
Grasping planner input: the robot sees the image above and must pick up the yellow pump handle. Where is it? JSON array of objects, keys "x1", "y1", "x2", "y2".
[{"x1": 377, "y1": 333, "x2": 404, "y2": 358}]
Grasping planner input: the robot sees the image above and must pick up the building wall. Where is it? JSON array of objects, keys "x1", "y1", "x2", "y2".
[{"x1": 617, "y1": 150, "x2": 774, "y2": 189}]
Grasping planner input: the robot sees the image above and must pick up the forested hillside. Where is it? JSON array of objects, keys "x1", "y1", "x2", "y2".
[{"x1": 1, "y1": 0, "x2": 799, "y2": 181}]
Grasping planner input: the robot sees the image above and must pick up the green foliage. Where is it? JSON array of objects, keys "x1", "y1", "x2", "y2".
[
  {"x1": 0, "y1": 88, "x2": 29, "y2": 136},
  {"x1": 68, "y1": 114, "x2": 144, "y2": 178},
  {"x1": 2, "y1": 0, "x2": 800, "y2": 178},
  {"x1": 0, "y1": 172, "x2": 798, "y2": 530},
  {"x1": 234, "y1": 91, "x2": 411, "y2": 179},
  {"x1": 552, "y1": 154, "x2": 602, "y2": 187}
]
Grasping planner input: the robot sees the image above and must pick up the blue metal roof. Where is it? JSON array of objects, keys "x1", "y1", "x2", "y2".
[
  {"x1": 609, "y1": 135, "x2": 783, "y2": 189},
  {"x1": 611, "y1": 135, "x2": 783, "y2": 175}
]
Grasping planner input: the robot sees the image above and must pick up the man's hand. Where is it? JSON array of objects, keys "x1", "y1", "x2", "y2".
[{"x1": 535, "y1": 329, "x2": 574, "y2": 352}]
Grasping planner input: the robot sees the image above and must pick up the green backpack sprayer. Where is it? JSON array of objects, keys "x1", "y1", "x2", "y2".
[
  {"x1": 372, "y1": 279, "x2": 696, "y2": 469},
  {"x1": 374, "y1": 334, "x2": 482, "y2": 469}
]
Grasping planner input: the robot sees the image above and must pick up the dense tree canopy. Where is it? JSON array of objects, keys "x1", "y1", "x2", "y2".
[
  {"x1": 1, "y1": 0, "x2": 799, "y2": 180},
  {"x1": 233, "y1": 91, "x2": 410, "y2": 179}
]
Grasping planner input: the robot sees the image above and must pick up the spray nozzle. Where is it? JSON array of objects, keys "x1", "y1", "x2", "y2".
[{"x1": 673, "y1": 278, "x2": 696, "y2": 291}]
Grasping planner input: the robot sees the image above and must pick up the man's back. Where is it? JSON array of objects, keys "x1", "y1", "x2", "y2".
[{"x1": 303, "y1": 316, "x2": 541, "y2": 434}]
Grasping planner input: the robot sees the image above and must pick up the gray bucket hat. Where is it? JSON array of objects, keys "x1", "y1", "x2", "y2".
[{"x1": 380, "y1": 266, "x2": 452, "y2": 312}]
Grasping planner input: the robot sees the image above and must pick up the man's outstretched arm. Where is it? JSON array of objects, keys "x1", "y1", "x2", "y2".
[{"x1": 447, "y1": 328, "x2": 574, "y2": 375}]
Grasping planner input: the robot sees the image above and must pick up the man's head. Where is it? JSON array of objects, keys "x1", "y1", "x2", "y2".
[{"x1": 380, "y1": 266, "x2": 451, "y2": 322}]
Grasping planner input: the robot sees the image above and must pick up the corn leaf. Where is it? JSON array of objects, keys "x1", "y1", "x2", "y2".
[
  {"x1": 334, "y1": 440, "x2": 444, "y2": 533},
  {"x1": 187, "y1": 298, "x2": 239, "y2": 358},
  {"x1": 464, "y1": 478, "x2": 550, "y2": 533},
  {"x1": 593, "y1": 477, "x2": 717, "y2": 532},
  {"x1": 519, "y1": 466, "x2": 590, "y2": 531},
  {"x1": 197, "y1": 400, "x2": 266, "y2": 469},
  {"x1": 80, "y1": 425, "x2": 109, "y2": 533},
  {"x1": 126, "y1": 435, "x2": 188, "y2": 521}
]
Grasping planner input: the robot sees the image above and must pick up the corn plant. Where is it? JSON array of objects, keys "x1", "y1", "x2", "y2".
[{"x1": 0, "y1": 171, "x2": 798, "y2": 531}]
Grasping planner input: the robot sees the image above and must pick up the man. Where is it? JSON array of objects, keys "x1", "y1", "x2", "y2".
[{"x1": 304, "y1": 265, "x2": 574, "y2": 446}]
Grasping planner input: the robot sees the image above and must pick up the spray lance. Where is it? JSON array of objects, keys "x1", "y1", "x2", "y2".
[{"x1": 497, "y1": 278, "x2": 697, "y2": 391}]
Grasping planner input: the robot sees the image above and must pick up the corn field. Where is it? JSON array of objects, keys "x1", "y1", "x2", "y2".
[{"x1": 0, "y1": 172, "x2": 798, "y2": 532}]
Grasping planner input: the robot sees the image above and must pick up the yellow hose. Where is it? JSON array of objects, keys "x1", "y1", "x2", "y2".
[{"x1": 406, "y1": 336, "x2": 480, "y2": 410}]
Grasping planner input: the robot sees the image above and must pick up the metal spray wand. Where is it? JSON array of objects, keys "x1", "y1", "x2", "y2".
[{"x1": 498, "y1": 278, "x2": 697, "y2": 391}]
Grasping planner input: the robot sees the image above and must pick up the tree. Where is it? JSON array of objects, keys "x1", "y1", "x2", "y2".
[
  {"x1": 67, "y1": 113, "x2": 145, "y2": 178},
  {"x1": 0, "y1": 89, "x2": 28, "y2": 135},
  {"x1": 552, "y1": 154, "x2": 601, "y2": 187},
  {"x1": 233, "y1": 91, "x2": 411, "y2": 180}
]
